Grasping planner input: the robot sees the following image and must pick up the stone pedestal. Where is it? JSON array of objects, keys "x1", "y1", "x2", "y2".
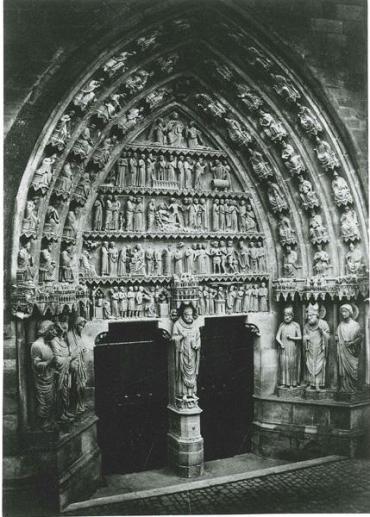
[
  {"x1": 252, "y1": 394, "x2": 370, "y2": 460},
  {"x1": 277, "y1": 386, "x2": 305, "y2": 399},
  {"x1": 167, "y1": 405, "x2": 204, "y2": 478},
  {"x1": 21, "y1": 413, "x2": 101, "y2": 514}
]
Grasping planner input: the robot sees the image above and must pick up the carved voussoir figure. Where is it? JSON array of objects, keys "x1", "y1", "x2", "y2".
[{"x1": 172, "y1": 304, "x2": 201, "y2": 407}]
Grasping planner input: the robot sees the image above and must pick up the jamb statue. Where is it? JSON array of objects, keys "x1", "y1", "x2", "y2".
[
  {"x1": 336, "y1": 304, "x2": 362, "y2": 392},
  {"x1": 276, "y1": 307, "x2": 302, "y2": 388},
  {"x1": 303, "y1": 303, "x2": 330, "y2": 390}
]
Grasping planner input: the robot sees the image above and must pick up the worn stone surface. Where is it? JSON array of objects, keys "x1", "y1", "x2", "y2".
[{"x1": 64, "y1": 458, "x2": 370, "y2": 515}]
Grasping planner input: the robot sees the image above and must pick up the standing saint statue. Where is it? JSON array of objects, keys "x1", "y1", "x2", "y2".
[
  {"x1": 303, "y1": 303, "x2": 330, "y2": 390},
  {"x1": 171, "y1": 304, "x2": 201, "y2": 403},
  {"x1": 336, "y1": 304, "x2": 362, "y2": 392},
  {"x1": 31, "y1": 320, "x2": 57, "y2": 430},
  {"x1": 66, "y1": 317, "x2": 88, "y2": 415},
  {"x1": 276, "y1": 307, "x2": 302, "y2": 388},
  {"x1": 50, "y1": 318, "x2": 75, "y2": 424}
]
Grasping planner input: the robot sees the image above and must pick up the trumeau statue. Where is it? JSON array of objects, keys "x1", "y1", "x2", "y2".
[
  {"x1": 172, "y1": 304, "x2": 201, "y2": 405},
  {"x1": 297, "y1": 105, "x2": 323, "y2": 136},
  {"x1": 303, "y1": 304, "x2": 330, "y2": 390},
  {"x1": 331, "y1": 171, "x2": 353, "y2": 207},
  {"x1": 336, "y1": 304, "x2": 362, "y2": 392},
  {"x1": 345, "y1": 243, "x2": 365, "y2": 276},
  {"x1": 31, "y1": 320, "x2": 57, "y2": 430},
  {"x1": 276, "y1": 307, "x2": 302, "y2": 388}
]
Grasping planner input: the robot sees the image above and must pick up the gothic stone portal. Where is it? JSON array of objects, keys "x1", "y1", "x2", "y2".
[{"x1": 9, "y1": 7, "x2": 369, "y2": 509}]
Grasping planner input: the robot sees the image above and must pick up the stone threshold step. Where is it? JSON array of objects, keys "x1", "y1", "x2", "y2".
[{"x1": 63, "y1": 455, "x2": 345, "y2": 514}]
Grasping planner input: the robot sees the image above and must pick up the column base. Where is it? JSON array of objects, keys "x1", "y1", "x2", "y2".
[
  {"x1": 167, "y1": 405, "x2": 204, "y2": 478},
  {"x1": 9, "y1": 413, "x2": 102, "y2": 514}
]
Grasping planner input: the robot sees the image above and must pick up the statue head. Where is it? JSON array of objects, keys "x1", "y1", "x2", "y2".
[
  {"x1": 306, "y1": 303, "x2": 319, "y2": 325},
  {"x1": 74, "y1": 316, "x2": 87, "y2": 336},
  {"x1": 56, "y1": 315, "x2": 69, "y2": 336},
  {"x1": 178, "y1": 302, "x2": 197, "y2": 323},
  {"x1": 340, "y1": 304, "x2": 353, "y2": 321},
  {"x1": 283, "y1": 307, "x2": 294, "y2": 323},
  {"x1": 37, "y1": 320, "x2": 56, "y2": 339}
]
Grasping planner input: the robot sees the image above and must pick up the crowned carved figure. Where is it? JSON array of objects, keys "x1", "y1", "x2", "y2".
[
  {"x1": 336, "y1": 304, "x2": 362, "y2": 392},
  {"x1": 31, "y1": 320, "x2": 57, "y2": 430},
  {"x1": 172, "y1": 304, "x2": 201, "y2": 407},
  {"x1": 303, "y1": 304, "x2": 330, "y2": 390},
  {"x1": 276, "y1": 307, "x2": 302, "y2": 388}
]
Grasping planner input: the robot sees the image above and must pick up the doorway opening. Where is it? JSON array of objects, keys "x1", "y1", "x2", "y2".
[
  {"x1": 94, "y1": 321, "x2": 168, "y2": 475},
  {"x1": 198, "y1": 316, "x2": 254, "y2": 462}
]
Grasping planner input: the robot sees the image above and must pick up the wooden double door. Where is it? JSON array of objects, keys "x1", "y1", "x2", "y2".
[{"x1": 94, "y1": 317, "x2": 253, "y2": 474}]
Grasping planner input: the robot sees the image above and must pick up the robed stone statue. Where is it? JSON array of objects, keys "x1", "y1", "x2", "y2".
[
  {"x1": 172, "y1": 304, "x2": 201, "y2": 403},
  {"x1": 276, "y1": 307, "x2": 302, "y2": 388},
  {"x1": 336, "y1": 304, "x2": 362, "y2": 392}
]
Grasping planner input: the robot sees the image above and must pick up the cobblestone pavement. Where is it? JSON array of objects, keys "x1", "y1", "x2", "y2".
[{"x1": 67, "y1": 459, "x2": 370, "y2": 515}]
